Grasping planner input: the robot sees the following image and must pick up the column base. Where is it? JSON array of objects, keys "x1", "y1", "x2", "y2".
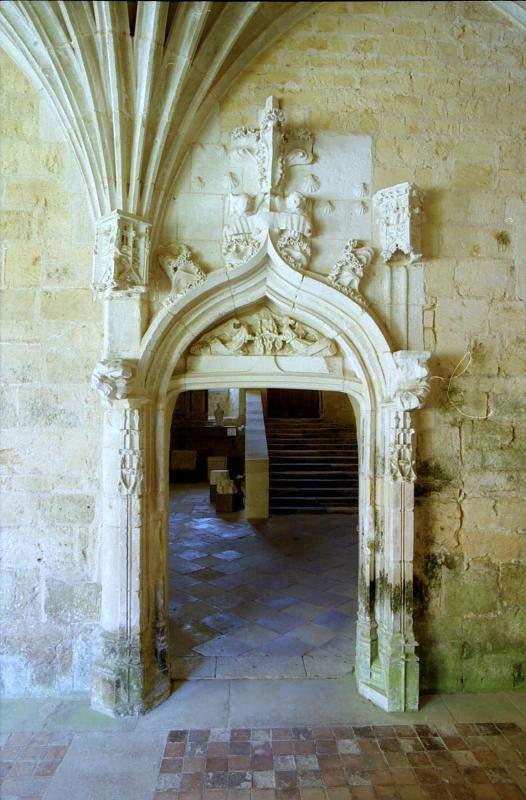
[
  {"x1": 91, "y1": 632, "x2": 170, "y2": 718},
  {"x1": 357, "y1": 632, "x2": 419, "y2": 712}
]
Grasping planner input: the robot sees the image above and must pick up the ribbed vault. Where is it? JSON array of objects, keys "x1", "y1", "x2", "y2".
[{"x1": 0, "y1": 0, "x2": 319, "y2": 225}]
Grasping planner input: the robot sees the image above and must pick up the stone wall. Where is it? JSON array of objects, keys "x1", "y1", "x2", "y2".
[
  {"x1": 216, "y1": 0, "x2": 526, "y2": 693},
  {"x1": 0, "y1": 51, "x2": 102, "y2": 694},
  {"x1": 0, "y1": 0, "x2": 525, "y2": 697}
]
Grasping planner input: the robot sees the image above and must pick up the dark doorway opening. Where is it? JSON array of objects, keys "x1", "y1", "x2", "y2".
[{"x1": 267, "y1": 388, "x2": 321, "y2": 418}]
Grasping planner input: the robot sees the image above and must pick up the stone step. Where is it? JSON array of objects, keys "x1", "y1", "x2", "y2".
[
  {"x1": 269, "y1": 439, "x2": 356, "y2": 445},
  {"x1": 270, "y1": 460, "x2": 358, "y2": 472},
  {"x1": 269, "y1": 454, "x2": 358, "y2": 462},
  {"x1": 270, "y1": 504, "x2": 358, "y2": 514},
  {"x1": 270, "y1": 477, "x2": 356, "y2": 485}
]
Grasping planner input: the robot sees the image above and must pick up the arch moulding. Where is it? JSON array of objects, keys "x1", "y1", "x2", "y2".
[{"x1": 91, "y1": 232, "x2": 430, "y2": 718}]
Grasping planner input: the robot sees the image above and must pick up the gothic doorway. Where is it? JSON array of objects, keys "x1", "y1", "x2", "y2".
[{"x1": 167, "y1": 386, "x2": 359, "y2": 682}]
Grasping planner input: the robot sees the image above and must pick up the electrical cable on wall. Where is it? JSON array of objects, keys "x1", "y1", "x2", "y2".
[{"x1": 429, "y1": 347, "x2": 492, "y2": 421}]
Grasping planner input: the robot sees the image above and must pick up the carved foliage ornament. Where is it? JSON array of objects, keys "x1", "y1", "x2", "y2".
[
  {"x1": 392, "y1": 351, "x2": 430, "y2": 410},
  {"x1": 189, "y1": 306, "x2": 337, "y2": 357},
  {"x1": 93, "y1": 211, "x2": 151, "y2": 296},
  {"x1": 373, "y1": 182, "x2": 424, "y2": 264},
  {"x1": 328, "y1": 239, "x2": 374, "y2": 304},
  {"x1": 158, "y1": 244, "x2": 206, "y2": 305},
  {"x1": 91, "y1": 359, "x2": 138, "y2": 401}
]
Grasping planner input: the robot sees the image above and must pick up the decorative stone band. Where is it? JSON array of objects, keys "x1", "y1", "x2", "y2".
[
  {"x1": 92, "y1": 210, "x2": 151, "y2": 297},
  {"x1": 118, "y1": 408, "x2": 144, "y2": 497},
  {"x1": 91, "y1": 358, "x2": 138, "y2": 401},
  {"x1": 373, "y1": 182, "x2": 424, "y2": 264},
  {"x1": 389, "y1": 410, "x2": 416, "y2": 482}
]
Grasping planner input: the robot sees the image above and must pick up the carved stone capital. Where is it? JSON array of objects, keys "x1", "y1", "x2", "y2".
[
  {"x1": 392, "y1": 351, "x2": 430, "y2": 410},
  {"x1": 328, "y1": 239, "x2": 374, "y2": 303},
  {"x1": 93, "y1": 210, "x2": 151, "y2": 296},
  {"x1": 91, "y1": 358, "x2": 138, "y2": 401},
  {"x1": 373, "y1": 182, "x2": 424, "y2": 263},
  {"x1": 158, "y1": 244, "x2": 206, "y2": 305}
]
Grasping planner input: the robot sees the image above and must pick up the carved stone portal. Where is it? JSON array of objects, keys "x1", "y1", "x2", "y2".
[{"x1": 189, "y1": 306, "x2": 337, "y2": 357}]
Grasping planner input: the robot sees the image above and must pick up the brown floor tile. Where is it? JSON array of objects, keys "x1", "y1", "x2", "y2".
[
  {"x1": 208, "y1": 758, "x2": 229, "y2": 772},
  {"x1": 322, "y1": 768, "x2": 348, "y2": 787},
  {"x1": 162, "y1": 757, "x2": 184, "y2": 773},
  {"x1": 276, "y1": 789, "x2": 301, "y2": 800},
  {"x1": 230, "y1": 757, "x2": 252, "y2": 771}
]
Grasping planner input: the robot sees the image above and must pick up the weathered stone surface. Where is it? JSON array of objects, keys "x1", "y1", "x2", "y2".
[
  {"x1": 39, "y1": 494, "x2": 95, "y2": 525},
  {"x1": 44, "y1": 577, "x2": 100, "y2": 625}
]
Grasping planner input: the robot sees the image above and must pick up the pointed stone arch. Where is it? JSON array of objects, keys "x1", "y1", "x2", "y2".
[{"x1": 91, "y1": 243, "x2": 430, "y2": 717}]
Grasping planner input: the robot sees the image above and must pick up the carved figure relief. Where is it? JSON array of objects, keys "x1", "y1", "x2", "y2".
[
  {"x1": 93, "y1": 211, "x2": 151, "y2": 295},
  {"x1": 373, "y1": 182, "x2": 424, "y2": 263},
  {"x1": 158, "y1": 245, "x2": 206, "y2": 304},
  {"x1": 91, "y1": 359, "x2": 138, "y2": 401},
  {"x1": 328, "y1": 239, "x2": 374, "y2": 303},
  {"x1": 189, "y1": 306, "x2": 337, "y2": 357},
  {"x1": 389, "y1": 411, "x2": 416, "y2": 482},
  {"x1": 223, "y1": 96, "x2": 315, "y2": 270}
]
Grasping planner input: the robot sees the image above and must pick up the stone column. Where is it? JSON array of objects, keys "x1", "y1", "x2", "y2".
[
  {"x1": 355, "y1": 408, "x2": 378, "y2": 693},
  {"x1": 89, "y1": 211, "x2": 170, "y2": 716},
  {"x1": 358, "y1": 351, "x2": 429, "y2": 712},
  {"x1": 380, "y1": 408, "x2": 420, "y2": 711}
]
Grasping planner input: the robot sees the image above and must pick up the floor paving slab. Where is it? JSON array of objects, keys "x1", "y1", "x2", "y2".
[
  {"x1": 216, "y1": 656, "x2": 307, "y2": 679},
  {"x1": 43, "y1": 730, "x2": 165, "y2": 800},
  {"x1": 0, "y1": 698, "x2": 61, "y2": 733},
  {"x1": 136, "y1": 679, "x2": 230, "y2": 730}
]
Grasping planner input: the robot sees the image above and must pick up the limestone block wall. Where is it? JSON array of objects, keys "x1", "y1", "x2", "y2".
[
  {"x1": 0, "y1": 52, "x2": 103, "y2": 694},
  {"x1": 214, "y1": 0, "x2": 525, "y2": 692}
]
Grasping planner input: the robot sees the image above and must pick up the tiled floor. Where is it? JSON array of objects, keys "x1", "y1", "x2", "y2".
[
  {"x1": 169, "y1": 484, "x2": 358, "y2": 680},
  {"x1": 1, "y1": 693, "x2": 526, "y2": 800},
  {"x1": 153, "y1": 723, "x2": 526, "y2": 800},
  {"x1": 0, "y1": 731, "x2": 72, "y2": 799},
  {"x1": 2, "y1": 485, "x2": 526, "y2": 799}
]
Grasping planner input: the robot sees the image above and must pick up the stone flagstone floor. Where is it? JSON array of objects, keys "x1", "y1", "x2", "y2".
[{"x1": 168, "y1": 484, "x2": 358, "y2": 680}]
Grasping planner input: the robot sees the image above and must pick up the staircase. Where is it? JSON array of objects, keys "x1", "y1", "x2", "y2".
[{"x1": 266, "y1": 418, "x2": 359, "y2": 514}]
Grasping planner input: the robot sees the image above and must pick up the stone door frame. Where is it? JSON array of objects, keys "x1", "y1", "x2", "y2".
[{"x1": 90, "y1": 250, "x2": 430, "y2": 717}]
